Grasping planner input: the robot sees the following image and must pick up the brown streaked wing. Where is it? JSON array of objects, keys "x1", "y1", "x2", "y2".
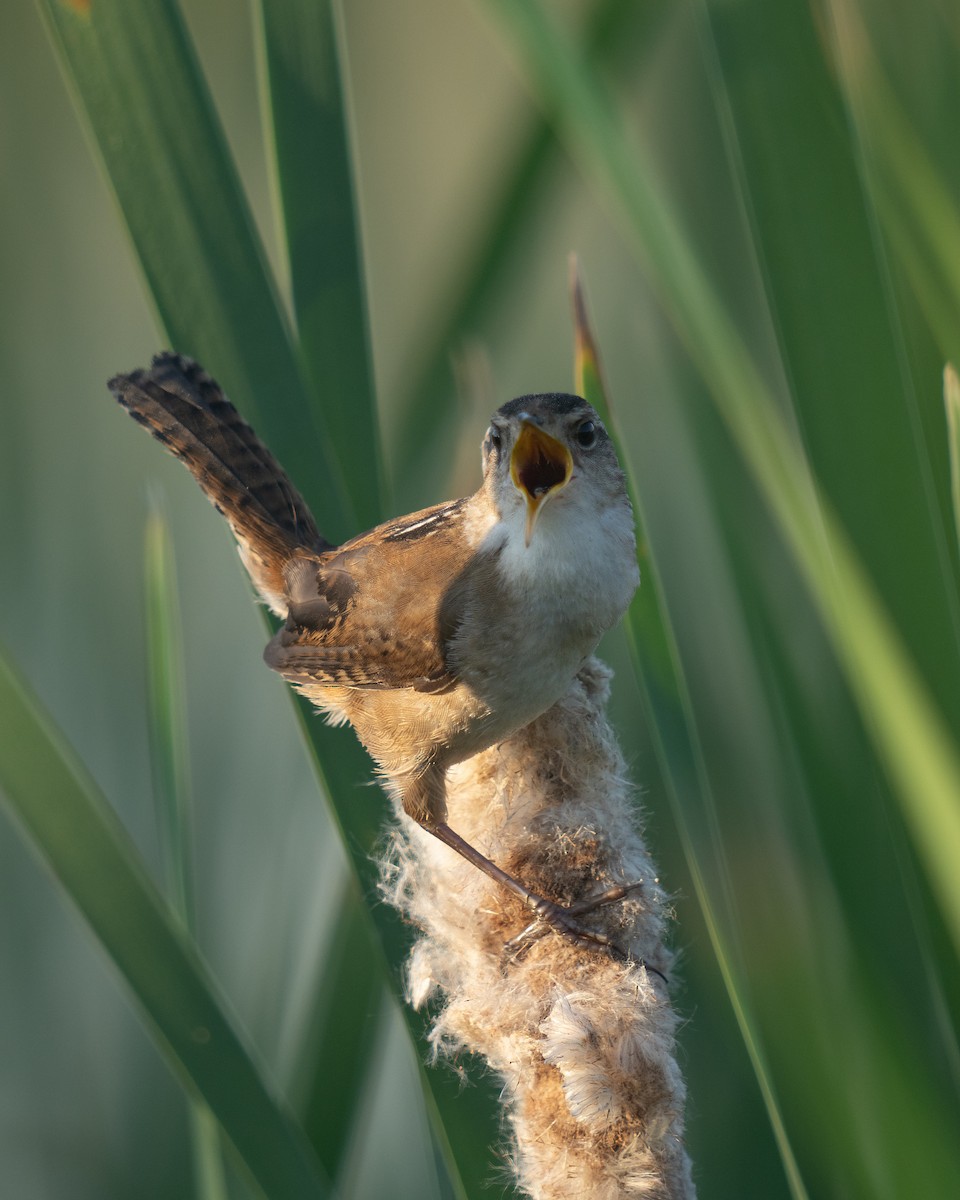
[{"x1": 264, "y1": 500, "x2": 475, "y2": 693}]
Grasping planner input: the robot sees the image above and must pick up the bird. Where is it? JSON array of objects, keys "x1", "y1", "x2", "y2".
[{"x1": 110, "y1": 352, "x2": 640, "y2": 953}]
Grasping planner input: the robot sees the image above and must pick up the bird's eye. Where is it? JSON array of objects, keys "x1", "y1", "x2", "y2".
[
  {"x1": 575, "y1": 419, "x2": 597, "y2": 448},
  {"x1": 485, "y1": 426, "x2": 502, "y2": 454}
]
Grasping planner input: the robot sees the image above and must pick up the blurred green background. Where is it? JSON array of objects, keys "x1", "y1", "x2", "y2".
[{"x1": 2, "y1": 0, "x2": 960, "y2": 1197}]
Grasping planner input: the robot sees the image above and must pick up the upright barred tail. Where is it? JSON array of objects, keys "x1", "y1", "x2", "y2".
[{"x1": 109, "y1": 352, "x2": 328, "y2": 614}]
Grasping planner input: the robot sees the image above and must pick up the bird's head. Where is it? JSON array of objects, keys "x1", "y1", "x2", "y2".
[{"x1": 481, "y1": 393, "x2": 625, "y2": 547}]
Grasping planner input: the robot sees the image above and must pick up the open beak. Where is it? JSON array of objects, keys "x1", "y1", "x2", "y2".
[{"x1": 510, "y1": 420, "x2": 573, "y2": 545}]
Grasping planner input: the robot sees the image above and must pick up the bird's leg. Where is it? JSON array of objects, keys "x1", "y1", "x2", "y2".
[
  {"x1": 428, "y1": 821, "x2": 647, "y2": 962},
  {"x1": 401, "y1": 765, "x2": 658, "y2": 968}
]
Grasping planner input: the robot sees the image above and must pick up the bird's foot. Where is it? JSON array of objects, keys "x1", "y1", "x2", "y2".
[
  {"x1": 503, "y1": 881, "x2": 668, "y2": 983},
  {"x1": 427, "y1": 824, "x2": 666, "y2": 980}
]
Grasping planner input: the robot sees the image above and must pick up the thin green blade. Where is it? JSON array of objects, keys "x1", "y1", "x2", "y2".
[
  {"x1": 143, "y1": 506, "x2": 227, "y2": 1200},
  {"x1": 946, "y1": 365, "x2": 960, "y2": 559},
  {"x1": 143, "y1": 504, "x2": 194, "y2": 925}
]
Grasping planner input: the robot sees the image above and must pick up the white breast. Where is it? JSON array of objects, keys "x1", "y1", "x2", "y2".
[
  {"x1": 452, "y1": 484, "x2": 638, "y2": 742},
  {"x1": 493, "y1": 485, "x2": 638, "y2": 633}
]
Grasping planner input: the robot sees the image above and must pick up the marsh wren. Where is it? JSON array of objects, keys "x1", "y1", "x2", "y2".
[{"x1": 111, "y1": 354, "x2": 639, "y2": 952}]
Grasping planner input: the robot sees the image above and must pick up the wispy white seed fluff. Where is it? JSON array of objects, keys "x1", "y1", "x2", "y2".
[{"x1": 380, "y1": 658, "x2": 695, "y2": 1199}]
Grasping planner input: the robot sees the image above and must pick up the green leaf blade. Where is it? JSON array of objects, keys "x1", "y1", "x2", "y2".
[
  {"x1": 257, "y1": 0, "x2": 383, "y2": 529},
  {"x1": 143, "y1": 504, "x2": 194, "y2": 925},
  {"x1": 144, "y1": 505, "x2": 229, "y2": 1199}
]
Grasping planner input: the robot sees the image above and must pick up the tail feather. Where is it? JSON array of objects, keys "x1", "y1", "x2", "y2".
[{"x1": 110, "y1": 352, "x2": 327, "y2": 613}]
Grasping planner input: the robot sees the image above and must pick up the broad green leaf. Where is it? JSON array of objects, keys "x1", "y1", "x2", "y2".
[
  {"x1": 256, "y1": 0, "x2": 383, "y2": 530},
  {"x1": 701, "y1": 0, "x2": 960, "y2": 701},
  {"x1": 0, "y1": 646, "x2": 329, "y2": 1200}
]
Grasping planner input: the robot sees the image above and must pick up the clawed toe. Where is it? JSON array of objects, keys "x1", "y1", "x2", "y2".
[
  {"x1": 565, "y1": 879, "x2": 645, "y2": 917},
  {"x1": 501, "y1": 880, "x2": 668, "y2": 983},
  {"x1": 502, "y1": 912, "x2": 625, "y2": 961}
]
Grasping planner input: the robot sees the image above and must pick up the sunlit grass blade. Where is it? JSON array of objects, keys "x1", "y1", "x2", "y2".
[
  {"x1": 0, "y1": 645, "x2": 329, "y2": 1200},
  {"x1": 870, "y1": 186, "x2": 960, "y2": 365},
  {"x1": 190, "y1": 1107, "x2": 230, "y2": 1200},
  {"x1": 570, "y1": 263, "x2": 810, "y2": 1200},
  {"x1": 824, "y1": 7, "x2": 960, "y2": 397},
  {"x1": 946, "y1": 365, "x2": 960, "y2": 558},
  {"x1": 143, "y1": 505, "x2": 227, "y2": 1200},
  {"x1": 255, "y1": 0, "x2": 383, "y2": 529},
  {"x1": 37, "y1": 0, "x2": 355, "y2": 539},
  {"x1": 482, "y1": 0, "x2": 960, "y2": 963}
]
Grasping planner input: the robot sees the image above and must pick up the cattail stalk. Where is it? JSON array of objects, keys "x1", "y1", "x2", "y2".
[{"x1": 382, "y1": 658, "x2": 695, "y2": 1199}]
